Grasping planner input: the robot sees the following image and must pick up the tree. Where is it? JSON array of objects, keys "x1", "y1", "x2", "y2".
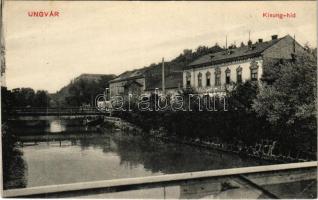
[
  {"x1": 228, "y1": 81, "x2": 259, "y2": 112},
  {"x1": 65, "y1": 75, "x2": 115, "y2": 107},
  {"x1": 1, "y1": 87, "x2": 27, "y2": 189},
  {"x1": 34, "y1": 90, "x2": 50, "y2": 107},
  {"x1": 252, "y1": 52, "x2": 317, "y2": 153}
]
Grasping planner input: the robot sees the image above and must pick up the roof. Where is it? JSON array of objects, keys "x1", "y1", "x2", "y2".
[
  {"x1": 186, "y1": 35, "x2": 287, "y2": 69},
  {"x1": 145, "y1": 72, "x2": 183, "y2": 90},
  {"x1": 123, "y1": 80, "x2": 143, "y2": 88},
  {"x1": 109, "y1": 68, "x2": 148, "y2": 83}
]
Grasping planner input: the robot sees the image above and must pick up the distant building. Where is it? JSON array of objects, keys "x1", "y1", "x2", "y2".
[
  {"x1": 109, "y1": 61, "x2": 184, "y2": 98},
  {"x1": 109, "y1": 68, "x2": 148, "y2": 97},
  {"x1": 183, "y1": 34, "x2": 305, "y2": 94},
  {"x1": 144, "y1": 71, "x2": 183, "y2": 96},
  {"x1": 143, "y1": 58, "x2": 184, "y2": 96}
]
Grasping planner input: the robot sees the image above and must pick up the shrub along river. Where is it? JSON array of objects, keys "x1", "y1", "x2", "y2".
[{"x1": 7, "y1": 116, "x2": 270, "y2": 189}]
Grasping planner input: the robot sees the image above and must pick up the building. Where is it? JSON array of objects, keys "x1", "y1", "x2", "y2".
[
  {"x1": 143, "y1": 58, "x2": 184, "y2": 96},
  {"x1": 183, "y1": 34, "x2": 305, "y2": 94},
  {"x1": 109, "y1": 68, "x2": 148, "y2": 97},
  {"x1": 109, "y1": 44, "x2": 223, "y2": 98},
  {"x1": 144, "y1": 71, "x2": 183, "y2": 96},
  {"x1": 109, "y1": 60, "x2": 184, "y2": 97}
]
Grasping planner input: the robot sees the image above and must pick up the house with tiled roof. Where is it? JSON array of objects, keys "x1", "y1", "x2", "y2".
[
  {"x1": 109, "y1": 64, "x2": 183, "y2": 97},
  {"x1": 183, "y1": 34, "x2": 306, "y2": 94},
  {"x1": 144, "y1": 71, "x2": 183, "y2": 96},
  {"x1": 109, "y1": 68, "x2": 148, "y2": 97}
]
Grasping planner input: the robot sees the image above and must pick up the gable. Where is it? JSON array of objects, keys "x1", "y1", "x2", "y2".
[{"x1": 262, "y1": 35, "x2": 305, "y2": 59}]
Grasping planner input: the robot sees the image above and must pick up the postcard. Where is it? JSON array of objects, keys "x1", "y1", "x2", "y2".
[{"x1": 1, "y1": 1, "x2": 317, "y2": 198}]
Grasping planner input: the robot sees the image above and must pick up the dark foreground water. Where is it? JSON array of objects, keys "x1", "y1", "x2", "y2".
[{"x1": 7, "y1": 116, "x2": 269, "y2": 188}]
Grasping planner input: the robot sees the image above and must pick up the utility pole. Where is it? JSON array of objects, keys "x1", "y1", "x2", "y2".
[{"x1": 162, "y1": 57, "x2": 165, "y2": 95}]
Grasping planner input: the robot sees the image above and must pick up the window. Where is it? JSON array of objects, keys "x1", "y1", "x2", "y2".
[
  {"x1": 251, "y1": 69, "x2": 258, "y2": 81},
  {"x1": 215, "y1": 68, "x2": 221, "y2": 86},
  {"x1": 198, "y1": 73, "x2": 202, "y2": 87},
  {"x1": 236, "y1": 66, "x2": 242, "y2": 83},
  {"x1": 225, "y1": 68, "x2": 231, "y2": 84},
  {"x1": 206, "y1": 71, "x2": 211, "y2": 87},
  {"x1": 186, "y1": 72, "x2": 191, "y2": 87},
  {"x1": 250, "y1": 60, "x2": 259, "y2": 81}
]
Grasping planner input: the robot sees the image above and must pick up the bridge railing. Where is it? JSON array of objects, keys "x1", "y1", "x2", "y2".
[
  {"x1": 9, "y1": 107, "x2": 104, "y2": 115},
  {"x1": 2, "y1": 161, "x2": 317, "y2": 198}
]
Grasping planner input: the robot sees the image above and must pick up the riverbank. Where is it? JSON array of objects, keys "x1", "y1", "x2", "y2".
[
  {"x1": 7, "y1": 116, "x2": 271, "y2": 189},
  {"x1": 102, "y1": 117, "x2": 313, "y2": 164}
]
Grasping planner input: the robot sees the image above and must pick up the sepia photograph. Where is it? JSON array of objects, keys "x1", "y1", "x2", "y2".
[{"x1": 1, "y1": 0, "x2": 317, "y2": 198}]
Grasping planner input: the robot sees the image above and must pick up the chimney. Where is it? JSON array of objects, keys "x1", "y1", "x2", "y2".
[
  {"x1": 258, "y1": 38, "x2": 263, "y2": 43},
  {"x1": 271, "y1": 35, "x2": 278, "y2": 40},
  {"x1": 248, "y1": 40, "x2": 252, "y2": 47},
  {"x1": 247, "y1": 31, "x2": 252, "y2": 47}
]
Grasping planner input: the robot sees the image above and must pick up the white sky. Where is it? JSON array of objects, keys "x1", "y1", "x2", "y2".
[{"x1": 3, "y1": 1, "x2": 317, "y2": 93}]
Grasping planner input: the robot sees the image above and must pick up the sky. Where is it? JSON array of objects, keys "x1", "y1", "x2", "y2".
[{"x1": 3, "y1": 1, "x2": 317, "y2": 93}]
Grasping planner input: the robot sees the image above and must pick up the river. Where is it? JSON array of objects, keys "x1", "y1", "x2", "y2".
[{"x1": 7, "y1": 116, "x2": 269, "y2": 189}]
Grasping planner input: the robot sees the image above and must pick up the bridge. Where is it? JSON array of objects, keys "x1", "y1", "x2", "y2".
[
  {"x1": 2, "y1": 161, "x2": 317, "y2": 198},
  {"x1": 8, "y1": 107, "x2": 109, "y2": 116}
]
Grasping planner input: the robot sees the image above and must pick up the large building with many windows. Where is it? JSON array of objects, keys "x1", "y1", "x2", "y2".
[{"x1": 183, "y1": 34, "x2": 305, "y2": 94}]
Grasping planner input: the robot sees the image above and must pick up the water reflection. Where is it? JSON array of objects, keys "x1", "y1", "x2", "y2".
[
  {"x1": 9, "y1": 117, "x2": 268, "y2": 189},
  {"x1": 48, "y1": 120, "x2": 66, "y2": 133},
  {"x1": 15, "y1": 134, "x2": 267, "y2": 188},
  {"x1": 113, "y1": 135, "x2": 267, "y2": 174}
]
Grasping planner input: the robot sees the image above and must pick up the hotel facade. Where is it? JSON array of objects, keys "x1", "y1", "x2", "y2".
[{"x1": 183, "y1": 34, "x2": 305, "y2": 94}]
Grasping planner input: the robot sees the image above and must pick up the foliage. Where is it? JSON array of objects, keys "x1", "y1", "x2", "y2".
[
  {"x1": 227, "y1": 81, "x2": 259, "y2": 112},
  {"x1": 2, "y1": 123, "x2": 27, "y2": 189},
  {"x1": 172, "y1": 45, "x2": 223, "y2": 66},
  {"x1": 253, "y1": 53, "x2": 316, "y2": 128},
  {"x1": 252, "y1": 53, "x2": 317, "y2": 153},
  {"x1": 1, "y1": 87, "x2": 27, "y2": 189},
  {"x1": 4, "y1": 87, "x2": 50, "y2": 108},
  {"x1": 55, "y1": 74, "x2": 116, "y2": 107}
]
